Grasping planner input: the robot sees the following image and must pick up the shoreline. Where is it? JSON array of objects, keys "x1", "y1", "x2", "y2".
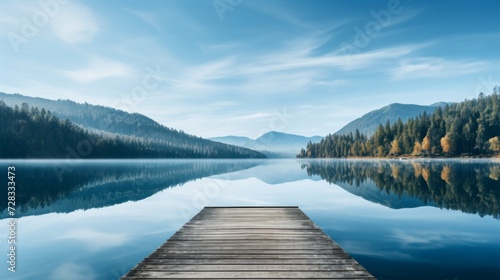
[{"x1": 297, "y1": 155, "x2": 500, "y2": 160}]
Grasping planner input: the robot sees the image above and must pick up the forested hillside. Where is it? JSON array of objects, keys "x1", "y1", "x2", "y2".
[
  {"x1": 0, "y1": 92, "x2": 208, "y2": 144},
  {"x1": 298, "y1": 93, "x2": 500, "y2": 158},
  {"x1": 0, "y1": 101, "x2": 266, "y2": 158},
  {"x1": 335, "y1": 103, "x2": 441, "y2": 136}
]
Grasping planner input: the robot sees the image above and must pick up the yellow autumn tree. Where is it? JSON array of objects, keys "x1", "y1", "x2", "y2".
[
  {"x1": 390, "y1": 139, "x2": 401, "y2": 156},
  {"x1": 440, "y1": 134, "x2": 453, "y2": 154},
  {"x1": 489, "y1": 137, "x2": 500, "y2": 154},
  {"x1": 412, "y1": 141, "x2": 422, "y2": 155},
  {"x1": 377, "y1": 146, "x2": 385, "y2": 157},
  {"x1": 422, "y1": 136, "x2": 431, "y2": 153}
]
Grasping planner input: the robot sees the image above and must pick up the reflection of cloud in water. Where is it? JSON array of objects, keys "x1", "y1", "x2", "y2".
[
  {"x1": 182, "y1": 177, "x2": 374, "y2": 209},
  {"x1": 51, "y1": 263, "x2": 95, "y2": 280},
  {"x1": 214, "y1": 195, "x2": 274, "y2": 206},
  {"x1": 341, "y1": 240, "x2": 416, "y2": 261},
  {"x1": 391, "y1": 229, "x2": 492, "y2": 249},
  {"x1": 57, "y1": 229, "x2": 129, "y2": 252},
  {"x1": 211, "y1": 159, "x2": 322, "y2": 185}
]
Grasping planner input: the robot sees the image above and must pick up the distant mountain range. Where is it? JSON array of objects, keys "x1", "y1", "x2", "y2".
[
  {"x1": 0, "y1": 92, "x2": 266, "y2": 158},
  {"x1": 335, "y1": 102, "x2": 447, "y2": 136},
  {"x1": 212, "y1": 102, "x2": 450, "y2": 157},
  {"x1": 210, "y1": 131, "x2": 323, "y2": 158}
]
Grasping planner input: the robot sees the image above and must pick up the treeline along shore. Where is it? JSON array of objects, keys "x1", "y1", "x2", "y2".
[{"x1": 298, "y1": 93, "x2": 500, "y2": 158}]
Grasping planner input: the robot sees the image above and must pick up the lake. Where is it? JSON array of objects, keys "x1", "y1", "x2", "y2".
[{"x1": 1, "y1": 159, "x2": 499, "y2": 280}]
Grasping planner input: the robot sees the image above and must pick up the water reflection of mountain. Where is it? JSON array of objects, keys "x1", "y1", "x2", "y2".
[
  {"x1": 301, "y1": 160, "x2": 500, "y2": 218},
  {"x1": 0, "y1": 160, "x2": 261, "y2": 218},
  {"x1": 335, "y1": 180, "x2": 432, "y2": 209},
  {"x1": 211, "y1": 159, "x2": 322, "y2": 185}
]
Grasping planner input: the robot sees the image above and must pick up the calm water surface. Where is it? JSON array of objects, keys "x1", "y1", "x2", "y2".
[{"x1": 0, "y1": 159, "x2": 499, "y2": 280}]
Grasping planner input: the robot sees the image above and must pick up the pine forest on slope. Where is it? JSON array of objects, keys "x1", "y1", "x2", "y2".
[
  {"x1": 298, "y1": 93, "x2": 500, "y2": 158},
  {"x1": 335, "y1": 103, "x2": 444, "y2": 137},
  {"x1": 0, "y1": 93, "x2": 266, "y2": 159}
]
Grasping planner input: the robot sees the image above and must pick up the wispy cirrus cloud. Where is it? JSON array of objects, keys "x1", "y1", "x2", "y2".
[
  {"x1": 226, "y1": 112, "x2": 277, "y2": 122},
  {"x1": 60, "y1": 57, "x2": 134, "y2": 84},
  {"x1": 50, "y1": 2, "x2": 100, "y2": 44},
  {"x1": 164, "y1": 42, "x2": 421, "y2": 94},
  {"x1": 245, "y1": 0, "x2": 319, "y2": 30},
  {"x1": 382, "y1": 7, "x2": 423, "y2": 29},
  {"x1": 0, "y1": 0, "x2": 100, "y2": 44},
  {"x1": 0, "y1": 1, "x2": 34, "y2": 31},
  {"x1": 124, "y1": 8, "x2": 164, "y2": 33},
  {"x1": 390, "y1": 58, "x2": 490, "y2": 80}
]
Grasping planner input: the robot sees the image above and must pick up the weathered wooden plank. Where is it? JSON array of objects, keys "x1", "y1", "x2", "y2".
[
  {"x1": 168, "y1": 237, "x2": 332, "y2": 242},
  {"x1": 122, "y1": 276, "x2": 376, "y2": 280},
  {"x1": 161, "y1": 243, "x2": 341, "y2": 249},
  {"x1": 164, "y1": 238, "x2": 335, "y2": 243},
  {"x1": 122, "y1": 278, "x2": 375, "y2": 280},
  {"x1": 134, "y1": 264, "x2": 367, "y2": 271},
  {"x1": 147, "y1": 253, "x2": 353, "y2": 259},
  {"x1": 140, "y1": 258, "x2": 362, "y2": 265},
  {"x1": 167, "y1": 238, "x2": 334, "y2": 243},
  {"x1": 125, "y1": 270, "x2": 374, "y2": 278},
  {"x1": 174, "y1": 229, "x2": 326, "y2": 235},
  {"x1": 121, "y1": 207, "x2": 376, "y2": 280},
  {"x1": 167, "y1": 236, "x2": 331, "y2": 241},
  {"x1": 181, "y1": 226, "x2": 318, "y2": 229},
  {"x1": 158, "y1": 248, "x2": 346, "y2": 253},
  {"x1": 154, "y1": 243, "x2": 344, "y2": 250}
]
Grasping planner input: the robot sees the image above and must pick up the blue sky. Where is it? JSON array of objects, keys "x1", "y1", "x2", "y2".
[{"x1": 1, "y1": 0, "x2": 499, "y2": 138}]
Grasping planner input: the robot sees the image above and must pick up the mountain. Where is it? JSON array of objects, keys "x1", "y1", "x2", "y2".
[
  {"x1": 0, "y1": 92, "x2": 266, "y2": 158},
  {"x1": 210, "y1": 131, "x2": 323, "y2": 158},
  {"x1": 0, "y1": 92, "x2": 194, "y2": 140},
  {"x1": 335, "y1": 103, "x2": 443, "y2": 136},
  {"x1": 299, "y1": 94, "x2": 500, "y2": 158},
  {"x1": 209, "y1": 135, "x2": 254, "y2": 149}
]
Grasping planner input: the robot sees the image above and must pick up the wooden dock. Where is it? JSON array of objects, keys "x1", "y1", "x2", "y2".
[{"x1": 121, "y1": 206, "x2": 376, "y2": 279}]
